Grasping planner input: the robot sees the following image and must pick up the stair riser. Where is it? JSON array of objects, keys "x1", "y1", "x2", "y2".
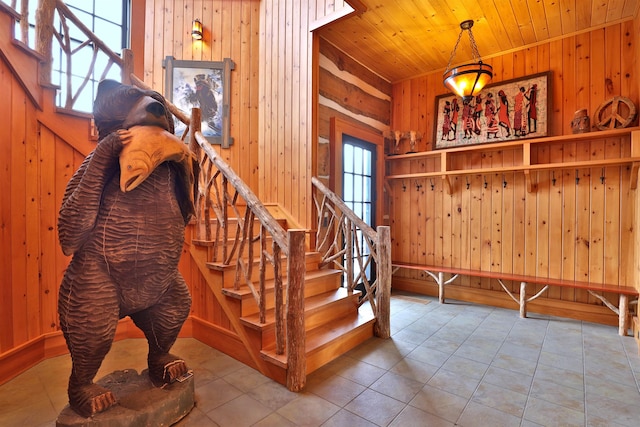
[
  {"x1": 305, "y1": 322, "x2": 375, "y2": 374},
  {"x1": 237, "y1": 273, "x2": 342, "y2": 317},
  {"x1": 247, "y1": 295, "x2": 361, "y2": 348},
  {"x1": 306, "y1": 296, "x2": 360, "y2": 331},
  {"x1": 216, "y1": 255, "x2": 323, "y2": 288}
]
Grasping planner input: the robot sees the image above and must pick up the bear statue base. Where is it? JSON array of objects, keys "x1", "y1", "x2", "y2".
[{"x1": 56, "y1": 369, "x2": 194, "y2": 427}]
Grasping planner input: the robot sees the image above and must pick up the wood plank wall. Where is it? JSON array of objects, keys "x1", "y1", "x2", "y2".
[
  {"x1": 389, "y1": 19, "x2": 640, "y2": 320},
  {"x1": 142, "y1": 0, "x2": 261, "y2": 196},
  {"x1": 258, "y1": 0, "x2": 313, "y2": 227},
  {"x1": 0, "y1": 56, "x2": 87, "y2": 355},
  {"x1": 317, "y1": 37, "x2": 392, "y2": 188},
  {"x1": 142, "y1": 0, "x2": 350, "y2": 323},
  {"x1": 139, "y1": 0, "x2": 261, "y2": 330}
]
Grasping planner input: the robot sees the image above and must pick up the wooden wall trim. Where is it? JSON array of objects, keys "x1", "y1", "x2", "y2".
[{"x1": 0, "y1": 317, "x2": 195, "y2": 386}]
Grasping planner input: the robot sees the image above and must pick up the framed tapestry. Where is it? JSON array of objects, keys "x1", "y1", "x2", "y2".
[
  {"x1": 433, "y1": 71, "x2": 551, "y2": 149},
  {"x1": 164, "y1": 56, "x2": 235, "y2": 148}
]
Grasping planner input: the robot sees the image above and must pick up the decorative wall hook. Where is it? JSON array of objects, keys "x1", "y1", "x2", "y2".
[
  {"x1": 415, "y1": 180, "x2": 423, "y2": 191},
  {"x1": 575, "y1": 169, "x2": 580, "y2": 185},
  {"x1": 402, "y1": 180, "x2": 406, "y2": 192},
  {"x1": 600, "y1": 168, "x2": 605, "y2": 184},
  {"x1": 466, "y1": 176, "x2": 470, "y2": 190},
  {"x1": 552, "y1": 171, "x2": 556, "y2": 186},
  {"x1": 484, "y1": 176, "x2": 488, "y2": 189},
  {"x1": 502, "y1": 174, "x2": 507, "y2": 188},
  {"x1": 430, "y1": 178, "x2": 435, "y2": 191}
]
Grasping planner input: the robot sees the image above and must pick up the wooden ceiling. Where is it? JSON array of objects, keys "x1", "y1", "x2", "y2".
[{"x1": 318, "y1": 0, "x2": 640, "y2": 83}]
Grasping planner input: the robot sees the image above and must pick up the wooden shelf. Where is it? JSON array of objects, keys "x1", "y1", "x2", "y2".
[{"x1": 385, "y1": 127, "x2": 640, "y2": 193}]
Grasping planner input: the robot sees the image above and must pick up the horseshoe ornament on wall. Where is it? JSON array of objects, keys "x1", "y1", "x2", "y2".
[{"x1": 594, "y1": 96, "x2": 637, "y2": 130}]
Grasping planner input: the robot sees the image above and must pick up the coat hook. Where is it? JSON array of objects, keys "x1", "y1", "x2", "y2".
[
  {"x1": 575, "y1": 169, "x2": 580, "y2": 185},
  {"x1": 502, "y1": 174, "x2": 507, "y2": 188},
  {"x1": 466, "y1": 176, "x2": 470, "y2": 190},
  {"x1": 430, "y1": 178, "x2": 435, "y2": 191},
  {"x1": 402, "y1": 180, "x2": 406, "y2": 192},
  {"x1": 484, "y1": 176, "x2": 488, "y2": 189},
  {"x1": 415, "y1": 180, "x2": 422, "y2": 191},
  {"x1": 552, "y1": 171, "x2": 556, "y2": 186},
  {"x1": 600, "y1": 167, "x2": 605, "y2": 184}
]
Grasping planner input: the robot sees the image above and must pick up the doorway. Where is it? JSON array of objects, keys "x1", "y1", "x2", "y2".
[
  {"x1": 329, "y1": 117, "x2": 384, "y2": 290},
  {"x1": 342, "y1": 136, "x2": 376, "y2": 287}
]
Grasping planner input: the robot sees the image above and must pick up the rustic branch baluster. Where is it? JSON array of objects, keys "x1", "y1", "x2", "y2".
[{"x1": 311, "y1": 177, "x2": 390, "y2": 338}]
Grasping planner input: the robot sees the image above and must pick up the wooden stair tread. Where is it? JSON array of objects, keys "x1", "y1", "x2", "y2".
[
  {"x1": 222, "y1": 269, "x2": 341, "y2": 299},
  {"x1": 259, "y1": 311, "x2": 375, "y2": 368},
  {"x1": 240, "y1": 287, "x2": 359, "y2": 329},
  {"x1": 204, "y1": 251, "x2": 322, "y2": 271}
]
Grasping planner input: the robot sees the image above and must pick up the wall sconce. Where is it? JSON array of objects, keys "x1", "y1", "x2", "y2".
[
  {"x1": 443, "y1": 20, "x2": 493, "y2": 101},
  {"x1": 192, "y1": 19, "x2": 203, "y2": 40}
]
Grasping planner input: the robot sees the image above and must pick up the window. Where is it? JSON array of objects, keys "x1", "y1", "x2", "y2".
[
  {"x1": 52, "y1": 0, "x2": 131, "y2": 112},
  {"x1": 3, "y1": 0, "x2": 130, "y2": 113}
]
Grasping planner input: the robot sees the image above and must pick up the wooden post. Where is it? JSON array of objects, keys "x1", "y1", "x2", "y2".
[
  {"x1": 35, "y1": 0, "x2": 55, "y2": 85},
  {"x1": 120, "y1": 48, "x2": 134, "y2": 85},
  {"x1": 286, "y1": 229, "x2": 306, "y2": 391},
  {"x1": 519, "y1": 282, "x2": 527, "y2": 318},
  {"x1": 374, "y1": 226, "x2": 391, "y2": 338},
  {"x1": 346, "y1": 219, "x2": 353, "y2": 290},
  {"x1": 189, "y1": 108, "x2": 202, "y2": 156},
  {"x1": 619, "y1": 294, "x2": 629, "y2": 336}
]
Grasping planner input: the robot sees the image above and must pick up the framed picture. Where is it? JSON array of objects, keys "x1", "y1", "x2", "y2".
[
  {"x1": 434, "y1": 71, "x2": 551, "y2": 149},
  {"x1": 164, "y1": 56, "x2": 235, "y2": 148}
]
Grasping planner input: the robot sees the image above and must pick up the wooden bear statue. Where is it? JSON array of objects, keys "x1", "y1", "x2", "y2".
[{"x1": 57, "y1": 79, "x2": 197, "y2": 417}]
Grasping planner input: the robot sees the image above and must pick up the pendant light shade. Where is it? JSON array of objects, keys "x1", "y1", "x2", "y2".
[
  {"x1": 443, "y1": 20, "x2": 492, "y2": 101},
  {"x1": 192, "y1": 19, "x2": 203, "y2": 40}
]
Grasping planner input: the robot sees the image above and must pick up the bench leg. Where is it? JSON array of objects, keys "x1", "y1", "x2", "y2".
[
  {"x1": 619, "y1": 294, "x2": 629, "y2": 336},
  {"x1": 519, "y1": 282, "x2": 527, "y2": 318},
  {"x1": 438, "y1": 272, "x2": 445, "y2": 304}
]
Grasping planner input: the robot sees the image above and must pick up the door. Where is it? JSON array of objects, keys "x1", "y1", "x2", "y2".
[{"x1": 342, "y1": 136, "x2": 376, "y2": 288}]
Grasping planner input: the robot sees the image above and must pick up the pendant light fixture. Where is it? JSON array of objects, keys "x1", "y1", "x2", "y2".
[
  {"x1": 443, "y1": 20, "x2": 492, "y2": 101},
  {"x1": 192, "y1": 19, "x2": 203, "y2": 40}
]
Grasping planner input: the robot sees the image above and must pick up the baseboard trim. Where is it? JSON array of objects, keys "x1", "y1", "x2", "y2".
[{"x1": 0, "y1": 316, "x2": 196, "y2": 387}]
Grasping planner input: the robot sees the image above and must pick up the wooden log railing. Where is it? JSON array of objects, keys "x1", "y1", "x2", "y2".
[
  {"x1": 11, "y1": 0, "x2": 133, "y2": 111},
  {"x1": 311, "y1": 177, "x2": 391, "y2": 338},
  {"x1": 127, "y1": 76, "x2": 308, "y2": 387},
  {"x1": 158, "y1": 102, "x2": 306, "y2": 390}
]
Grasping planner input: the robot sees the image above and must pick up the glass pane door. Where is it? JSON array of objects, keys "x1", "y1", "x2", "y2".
[{"x1": 342, "y1": 135, "x2": 376, "y2": 288}]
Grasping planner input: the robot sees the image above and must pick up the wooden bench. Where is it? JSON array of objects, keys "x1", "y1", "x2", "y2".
[{"x1": 392, "y1": 262, "x2": 639, "y2": 336}]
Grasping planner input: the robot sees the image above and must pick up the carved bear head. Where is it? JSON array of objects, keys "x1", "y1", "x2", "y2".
[{"x1": 93, "y1": 79, "x2": 175, "y2": 139}]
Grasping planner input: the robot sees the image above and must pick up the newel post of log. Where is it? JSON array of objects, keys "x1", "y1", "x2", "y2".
[
  {"x1": 35, "y1": 0, "x2": 55, "y2": 85},
  {"x1": 375, "y1": 226, "x2": 391, "y2": 338},
  {"x1": 121, "y1": 48, "x2": 134, "y2": 85},
  {"x1": 189, "y1": 108, "x2": 202, "y2": 157},
  {"x1": 286, "y1": 229, "x2": 307, "y2": 391}
]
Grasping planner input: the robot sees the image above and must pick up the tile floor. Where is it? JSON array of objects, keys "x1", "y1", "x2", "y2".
[{"x1": 1, "y1": 292, "x2": 640, "y2": 426}]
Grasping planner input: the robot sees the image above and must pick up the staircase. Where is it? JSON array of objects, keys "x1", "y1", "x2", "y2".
[{"x1": 188, "y1": 216, "x2": 377, "y2": 386}]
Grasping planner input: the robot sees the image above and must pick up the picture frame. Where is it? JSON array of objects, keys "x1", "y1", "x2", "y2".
[
  {"x1": 163, "y1": 56, "x2": 235, "y2": 148},
  {"x1": 433, "y1": 71, "x2": 551, "y2": 149}
]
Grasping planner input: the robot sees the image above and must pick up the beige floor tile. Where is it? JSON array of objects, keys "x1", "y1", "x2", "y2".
[
  {"x1": 1, "y1": 294, "x2": 639, "y2": 426},
  {"x1": 344, "y1": 388, "x2": 406, "y2": 426}
]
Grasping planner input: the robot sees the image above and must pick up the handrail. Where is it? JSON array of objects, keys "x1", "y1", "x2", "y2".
[
  {"x1": 311, "y1": 177, "x2": 391, "y2": 338},
  {"x1": 187, "y1": 112, "x2": 306, "y2": 389},
  {"x1": 192, "y1": 132, "x2": 289, "y2": 255},
  {"x1": 312, "y1": 177, "x2": 377, "y2": 243},
  {"x1": 8, "y1": 0, "x2": 134, "y2": 111}
]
